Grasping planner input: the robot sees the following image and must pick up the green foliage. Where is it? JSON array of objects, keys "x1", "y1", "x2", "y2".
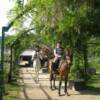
[
  {"x1": 7, "y1": 0, "x2": 100, "y2": 80},
  {"x1": 5, "y1": 35, "x2": 17, "y2": 47},
  {"x1": 4, "y1": 82, "x2": 20, "y2": 100},
  {"x1": 87, "y1": 73, "x2": 100, "y2": 88}
]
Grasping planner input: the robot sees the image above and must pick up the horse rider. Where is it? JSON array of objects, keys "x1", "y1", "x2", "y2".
[{"x1": 52, "y1": 41, "x2": 64, "y2": 71}]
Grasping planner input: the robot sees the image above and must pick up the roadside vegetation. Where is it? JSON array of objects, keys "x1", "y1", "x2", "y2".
[{"x1": 0, "y1": 0, "x2": 100, "y2": 99}]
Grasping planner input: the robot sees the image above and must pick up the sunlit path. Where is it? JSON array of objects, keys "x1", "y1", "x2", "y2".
[{"x1": 19, "y1": 67, "x2": 100, "y2": 100}]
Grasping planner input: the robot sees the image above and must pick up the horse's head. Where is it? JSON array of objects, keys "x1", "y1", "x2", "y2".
[
  {"x1": 64, "y1": 48, "x2": 73, "y2": 65},
  {"x1": 41, "y1": 46, "x2": 53, "y2": 58}
]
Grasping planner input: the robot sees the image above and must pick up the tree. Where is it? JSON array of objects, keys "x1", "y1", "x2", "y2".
[{"x1": 8, "y1": 0, "x2": 100, "y2": 80}]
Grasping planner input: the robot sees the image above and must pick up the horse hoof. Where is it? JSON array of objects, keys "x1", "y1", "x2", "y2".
[
  {"x1": 64, "y1": 91, "x2": 70, "y2": 96},
  {"x1": 50, "y1": 87, "x2": 53, "y2": 90},
  {"x1": 50, "y1": 87, "x2": 54, "y2": 91},
  {"x1": 66, "y1": 93, "x2": 70, "y2": 96},
  {"x1": 58, "y1": 92, "x2": 61, "y2": 96},
  {"x1": 54, "y1": 86, "x2": 57, "y2": 89},
  {"x1": 59, "y1": 94, "x2": 61, "y2": 96}
]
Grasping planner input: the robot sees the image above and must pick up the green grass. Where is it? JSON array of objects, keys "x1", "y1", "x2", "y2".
[
  {"x1": 3, "y1": 81, "x2": 20, "y2": 100},
  {"x1": 3, "y1": 62, "x2": 20, "y2": 100}
]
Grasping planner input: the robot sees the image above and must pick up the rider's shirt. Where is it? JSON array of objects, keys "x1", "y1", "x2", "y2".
[
  {"x1": 56, "y1": 47, "x2": 64, "y2": 55},
  {"x1": 54, "y1": 47, "x2": 64, "y2": 58}
]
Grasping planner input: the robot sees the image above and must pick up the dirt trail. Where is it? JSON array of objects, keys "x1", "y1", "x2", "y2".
[{"x1": 20, "y1": 67, "x2": 100, "y2": 100}]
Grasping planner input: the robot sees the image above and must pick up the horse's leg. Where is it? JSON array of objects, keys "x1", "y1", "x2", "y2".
[
  {"x1": 36, "y1": 67, "x2": 39, "y2": 83},
  {"x1": 58, "y1": 76, "x2": 62, "y2": 96},
  {"x1": 50, "y1": 72, "x2": 53, "y2": 90},
  {"x1": 50, "y1": 61, "x2": 55, "y2": 90},
  {"x1": 64, "y1": 75, "x2": 69, "y2": 96},
  {"x1": 53, "y1": 74, "x2": 57, "y2": 89},
  {"x1": 37, "y1": 69, "x2": 39, "y2": 83}
]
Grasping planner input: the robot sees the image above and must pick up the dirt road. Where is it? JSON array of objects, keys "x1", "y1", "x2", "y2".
[{"x1": 20, "y1": 67, "x2": 100, "y2": 100}]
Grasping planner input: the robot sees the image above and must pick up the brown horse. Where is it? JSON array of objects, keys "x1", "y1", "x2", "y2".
[{"x1": 48, "y1": 48, "x2": 73, "y2": 96}]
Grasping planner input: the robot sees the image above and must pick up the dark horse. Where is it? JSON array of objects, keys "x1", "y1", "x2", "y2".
[{"x1": 48, "y1": 48, "x2": 73, "y2": 96}]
